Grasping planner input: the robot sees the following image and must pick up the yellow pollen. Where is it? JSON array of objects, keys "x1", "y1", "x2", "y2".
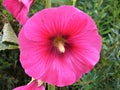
[
  {"x1": 53, "y1": 37, "x2": 65, "y2": 53},
  {"x1": 57, "y1": 42, "x2": 65, "y2": 53}
]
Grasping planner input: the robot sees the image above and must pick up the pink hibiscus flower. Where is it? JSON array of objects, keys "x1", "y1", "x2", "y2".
[
  {"x1": 3, "y1": 0, "x2": 34, "y2": 25},
  {"x1": 18, "y1": 6, "x2": 102, "y2": 87},
  {"x1": 13, "y1": 80, "x2": 45, "y2": 90}
]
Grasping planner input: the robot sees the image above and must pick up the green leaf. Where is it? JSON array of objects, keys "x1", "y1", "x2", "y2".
[{"x1": 48, "y1": 84, "x2": 55, "y2": 90}]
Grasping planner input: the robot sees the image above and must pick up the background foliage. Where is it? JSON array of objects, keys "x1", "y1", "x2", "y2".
[{"x1": 0, "y1": 0, "x2": 120, "y2": 90}]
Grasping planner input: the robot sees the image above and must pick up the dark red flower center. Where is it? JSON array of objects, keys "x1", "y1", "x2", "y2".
[{"x1": 48, "y1": 35, "x2": 73, "y2": 56}]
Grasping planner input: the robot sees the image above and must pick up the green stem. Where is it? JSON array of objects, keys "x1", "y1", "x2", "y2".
[
  {"x1": 46, "y1": 0, "x2": 51, "y2": 8},
  {"x1": 73, "y1": 0, "x2": 77, "y2": 6},
  {"x1": 48, "y1": 84, "x2": 56, "y2": 90}
]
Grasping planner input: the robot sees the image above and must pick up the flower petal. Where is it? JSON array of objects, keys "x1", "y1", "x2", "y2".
[
  {"x1": 18, "y1": 5, "x2": 102, "y2": 86},
  {"x1": 3, "y1": 0, "x2": 33, "y2": 25},
  {"x1": 21, "y1": 0, "x2": 34, "y2": 10},
  {"x1": 13, "y1": 81, "x2": 45, "y2": 90},
  {"x1": 22, "y1": 6, "x2": 79, "y2": 41}
]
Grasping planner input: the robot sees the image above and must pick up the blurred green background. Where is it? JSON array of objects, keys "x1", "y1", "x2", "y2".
[{"x1": 0, "y1": 0, "x2": 120, "y2": 90}]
